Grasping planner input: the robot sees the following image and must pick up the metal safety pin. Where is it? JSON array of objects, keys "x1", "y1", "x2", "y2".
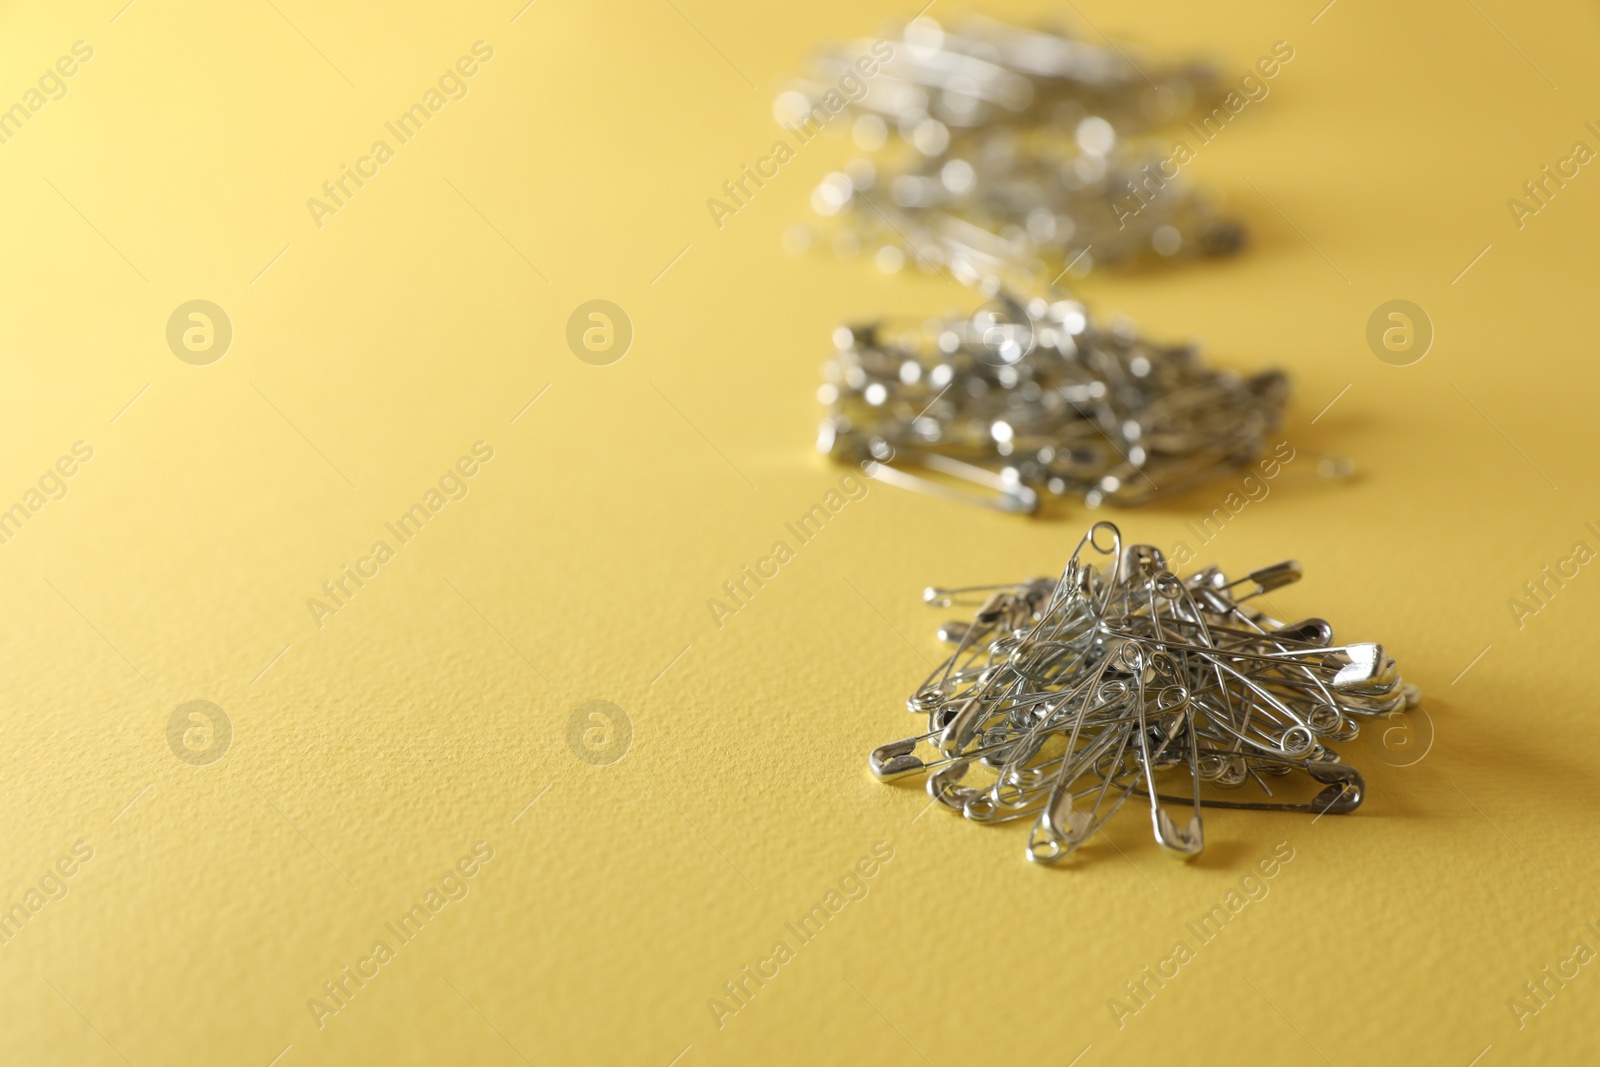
[{"x1": 864, "y1": 456, "x2": 1038, "y2": 514}]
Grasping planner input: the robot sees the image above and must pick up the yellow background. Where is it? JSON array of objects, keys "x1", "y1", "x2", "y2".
[{"x1": 2, "y1": 0, "x2": 1598, "y2": 1063}]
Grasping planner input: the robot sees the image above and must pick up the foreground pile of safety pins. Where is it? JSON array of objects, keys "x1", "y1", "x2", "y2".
[{"x1": 870, "y1": 523, "x2": 1421, "y2": 863}]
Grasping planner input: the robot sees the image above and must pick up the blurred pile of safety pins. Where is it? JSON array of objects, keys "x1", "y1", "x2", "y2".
[
  {"x1": 778, "y1": 14, "x2": 1244, "y2": 282},
  {"x1": 782, "y1": 15, "x2": 1321, "y2": 516},
  {"x1": 870, "y1": 523, "x2": 1422, "y2": 863}
]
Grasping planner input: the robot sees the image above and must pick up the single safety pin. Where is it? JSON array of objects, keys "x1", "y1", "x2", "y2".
[{"x1": 864, "y1": 455, "x2": 1038, "y2": 514}]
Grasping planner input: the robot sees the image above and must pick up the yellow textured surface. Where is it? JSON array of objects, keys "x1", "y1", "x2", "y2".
[{"x1": 2, "y1": 0, "x2": 1598, "y2": 1064}]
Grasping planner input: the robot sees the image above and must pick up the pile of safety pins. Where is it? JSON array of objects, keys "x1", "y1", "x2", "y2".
[
  {"x1": 785, "y1": 16, "x2": 1306, "y2": 514},
  {"x1": 817, "y1": 290, "x2": 1289, "y2": 514},
  {"x1": 870, "y1": 523, "x2": 1421, "y2": 863},
  {"x1": 780, "y1": 14, "x2": 1243, "y2": 282}
]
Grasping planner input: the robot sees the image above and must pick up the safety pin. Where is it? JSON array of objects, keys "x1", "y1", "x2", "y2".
[{"x1": 864, "y1": 456, "x2": 1038, "y2": 514}]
